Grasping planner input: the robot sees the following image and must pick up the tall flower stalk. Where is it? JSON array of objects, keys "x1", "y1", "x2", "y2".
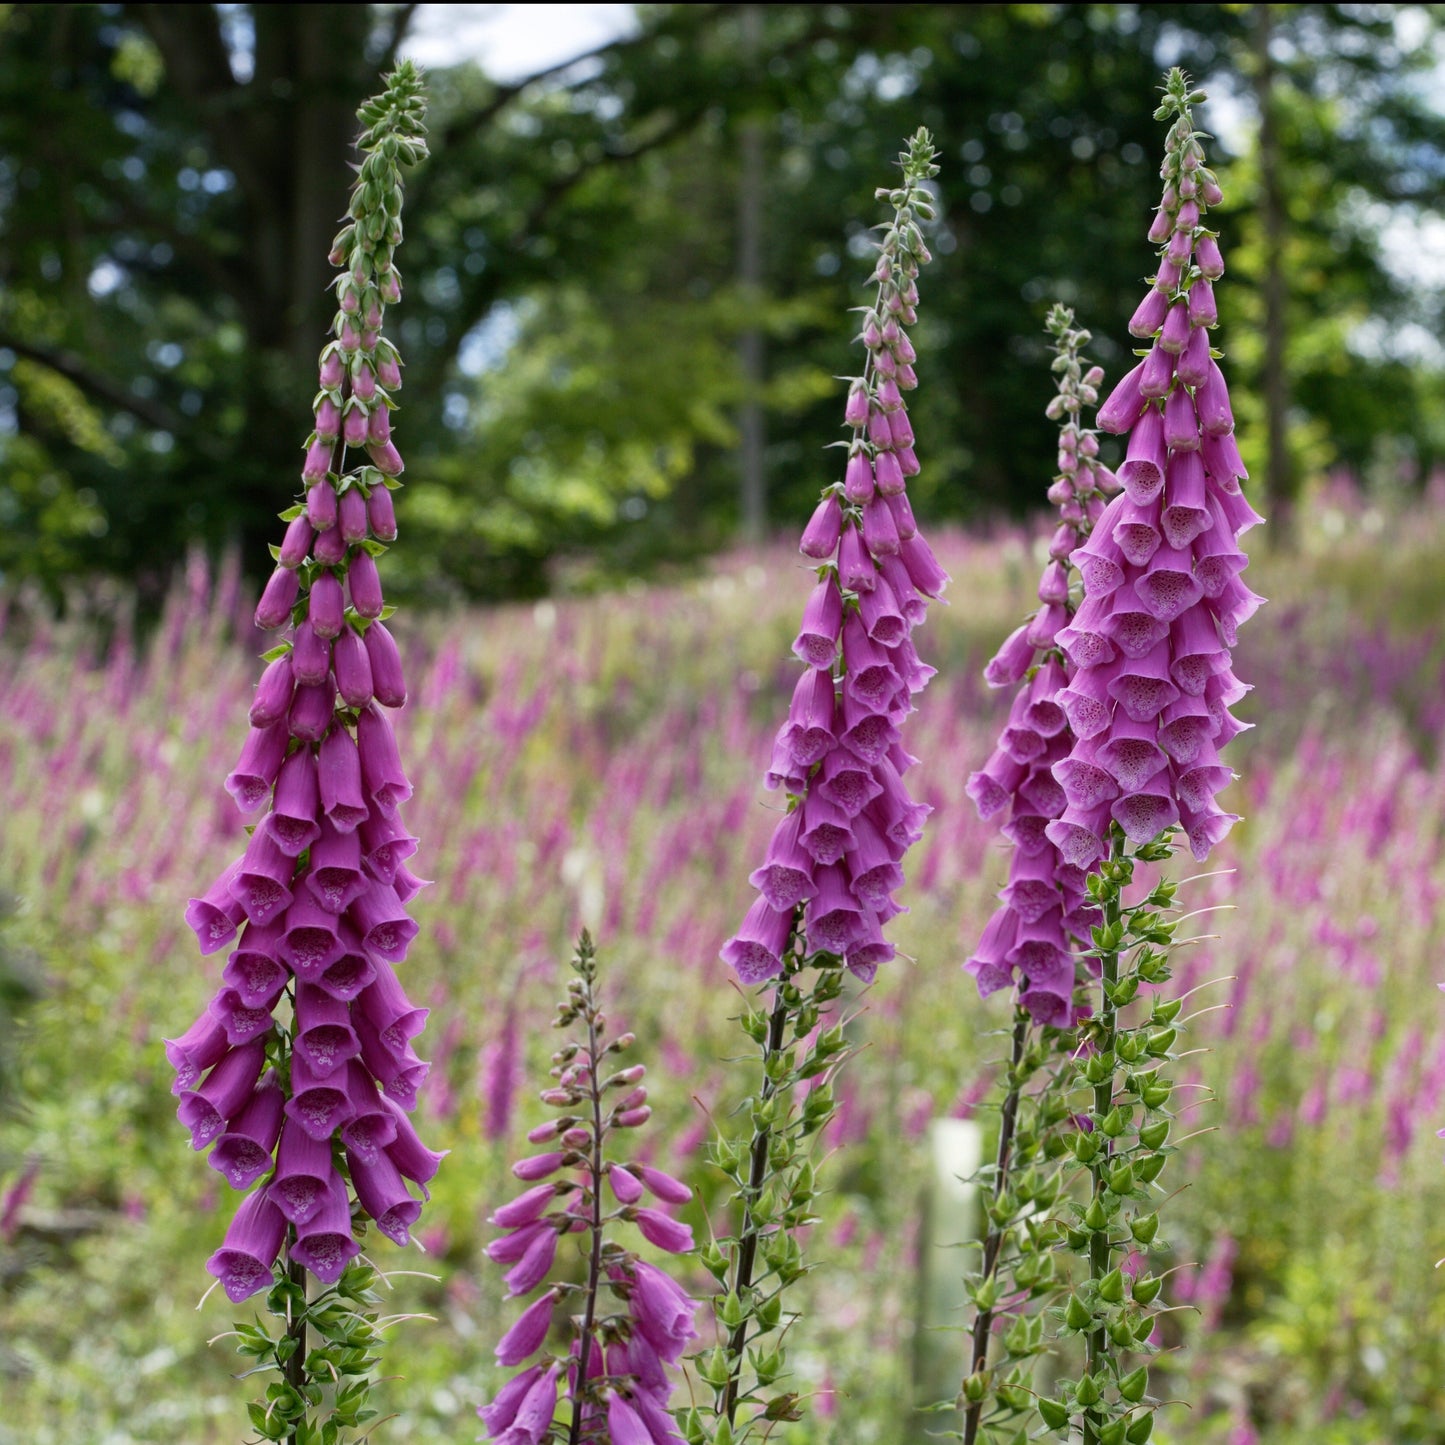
[
  {"x1": 957, "y1": 307, "x2": 1116, "y2": 1442},
  {"x1": 705, "y1": 129, "x2": 944, "y2": 1441},
  {"x1": 167, "y1": 64, "x2": 436, "y2": 1444},
  {"x1": 1024, "y1": 68, "x2": 1262, "y2": 1445},
  {"x1": 478, "y1": 932, "x2": 699, "y2": 1444}
]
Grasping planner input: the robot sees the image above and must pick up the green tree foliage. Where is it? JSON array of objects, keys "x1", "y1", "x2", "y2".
[{"x1": 1, "y1": 4, "x2": 1441, "y2": 598}]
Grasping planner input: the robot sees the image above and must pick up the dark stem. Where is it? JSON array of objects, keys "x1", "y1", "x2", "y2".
[
  {"x1": 1083, "y1": 850, "x2": 1123, "y2": 1445},
  {"x1": 568, "y1": 981, "x2": 607, "y2": 1445},
  {"x1": 284, "y1": 1241, "x2": 308, "y2": 1445},
  {"x1": 721, "y1": 978, "x2": 792, "y2": 1424},
  {"x1": 961, "y1": 1008, "x2": 1029, "y2": 1444}
]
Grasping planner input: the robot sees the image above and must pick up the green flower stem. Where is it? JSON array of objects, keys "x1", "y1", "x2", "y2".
[
  {"x1": 284, "y1": 1248, "x2": 308, "y2": 1445},
  {"x1": 569, "y1": 947, "x2": 607, "y2": 1445},
  {"x1": 961, "y1": 1008, "x2": 1029, "y2": 1445},
  {"x1": 1083, "y1": 848, "x2": 1123, "y2": 1445},
  {"x1": 721, "y1": 972, "x2": 792, "y2": 1426}
]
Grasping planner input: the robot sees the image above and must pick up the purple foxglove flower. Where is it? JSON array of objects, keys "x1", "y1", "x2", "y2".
[
  {"x1": 294, "y1": 982, "x2": 361, "y2": 1078},
  {"x1": 720, "y1": 896, "x2": 793, "y2": 984},
  {"x1": 1025, "y1": 601, "x2": 1067, "y2": 649},
  {"x1": 1053, "y1": 741, "x2": 1122, "y2": 810},
  {"x1": 364, "y1": 621, "x2": 406, "y2": 707},
  {"x1": 1160, "y1": 451, "x2": 1211, "y2": 550},
  {"x1": 318, "y1": 932, "x2": 377, "y2": 1001},
  {"x1": 184, "y1": 862, "x2": 248, "y2": 955},
  {"x1": 357, "y1": 703, "x2": 413, "y2": 814},
  {"x1": 606, "y1": 1394, "x2": 652, "y2": 1445},
  {"x1": 358, "y1": 960, "x2": 428, "y2": 1058},
  {"x1": 349, "y1": 879, "x2": 418, "y2": 963},
  {"x1": 608, "y1": 1164, "x2": 644, "y2": 1204},
  {"x1": 837, "y1": 524, "x2": 875, "y2": 592},
  {"x1": 228, "y1": 825, "x2": 295, "y2": 926},
  {"x1": 287, "y1": 681, "x2": 334, "y2": 743},
  {"x1": 165, "y1": 1011, "x2": 229, "y2": 1094},
  {"x1": 285, "y1": 1049, "x2": 355, "y2": 1142},
  {"x1": 1201, "y1": 428, "x2": 1248, "y2": 487},
  {"x1": 491, "y1": 1184, "x2": 560, "y2": 1229},
  {"x1": 303, "y1": 442, "x2": 333, "y2": 489},
  {"x1": 221, "y1": 921, "x2": 287, "y2": 1009},
  {"x1": 177, "y1": 1038, "x2": 268, "y2": 1149},
  {"x1": 367, "y1": 484, "x2": 398, "y2": 542},
  {"x1": 778, "y1": 666, "x2": 837, "y2": 767},
  {"x1": 255, "y1": 566, "x2": 300, "y2": 630},
  {"x1": 1134, "y1": 542, "x2": 1204, "y2": 623},
  {"x1": 479, "y1": 1363, "x2": 546, "y2": 1439},
  {"x1": 839, "y1": 687, "x2": 900, "y2": 764},
  {"x1": 1195, "y1": 360, "x2": 1235, "y2": 436},
  {"x1": 368, "y1": 404, "x2": 392, "y2": 445},
  {"x1": 1097, "y1": 361, "x2": 1146, "y2": 434},
  {"x1": 817, "y1": 741, "x2": 886, "y2": 818},
  {"x1": 291, "y1": 1175, "x2": 360, "y2": 1283},
  {"x1": 279, "y1": 513, "x2": 314, "y2": 569},
  {"x1": 840, "y1": 617, "x2": 902, "y2": 713},
  {"x1": 1096, "y1": 711, "x2": 1169, "y2": 792},
  {"x1": 225, "y1": 722, "x2": 289, "y2": 812},
  {"x1": 632, "y1": 1207, "x2": 694, "y2": 1254},
  {"x1": 209, "y1": 1071, "x2": 285, "y2": 1188},
  {"x1": 315, "y1": 396, "x2": 342, "y2": 442},
  {"x1": 208, "y1": 986, "x2": 276, "y2": 1046},
  {"x1": 896, "y1": 442, "x2": 920, "y2": 475},
  {"x1": 875, "y1": 448, "x2": 906, "y2": 495},
  {"x1": 887, "y1": 488, "x2": 917, "y2": 539},
  {"x1": 1196, "y1": 233, "x2": 1224, "y2": 279},
  {"x1": 1044, "y1": 803, "x2": 1111, "y2": 869},
  {"x1": 1129, "y1": 287, "x2": 1169, "y2": 338},
  {"x1": 349, "y1": 551, "x2": 385, "y2": 619},
  {"x1": 1111, "y1": 496, "x2": 1162, "y2": 567},
  {"x1": 1111, "y1": 775, "x2": 1180, "y2": 844},
  {"x1": 1163, "y1": 385, "x2": 1199, "y2": 452},
  {"x1": 803, "y1": 862, "x2": 866, "y2": 953},
  {"x1": 1177, "y1": 323, "x2": 1211, "y2": 390},
  {"x1": 845, "y1": 451, "x2": 874, "y2": 504},
  {"x1": 504, "y1": 1223, "x2": 560, "y2": 1296},
  {"x1": 359, "y1": 808, "x2": 418, "y2": 885},
  {"x1": 338, "y1": 486, "x2": 368, "y2": 544},
  {"x1": 1147, "y1": 205, "x2": 1172, "y2": 243},
  {"x1": 343, "y1": 401, "x2": 369, "y2": 447},
  {"x1": 844, "y1": 382, "x2": 869, "y2": 428},
  {"x1": 306, "y1": 478, "x2": 338, "y2": 528},
  {"x1": 1108, "y1": 641, "x2": 1181, "y2": 722},
  {"x1": 290, "y1": 620, "x2": 330, "y2": 686},
  {"x1": 1165, "y1": 226, "x2": 1192, "y2": 266},
  {"x1": 308, "y1": 570, "x2": 345, "y2": 639},
  {"x1": 1188, "y1": 277, "x2": 1217, "y2": 327},
  {"x1": 888, "y1": 407, "x2": 914, "y2": 448},
  {"x1": 319, "y1": 349, "x2": 344, "y2": 390},
  {"x1": 318, "y1": 725, "x2": 368, "y2": 833},
  {"x1": 748, "y1": 811, "x2": 819, "y2": 911},
  {"x1": 332, "y1": 625, "x2": 374, "y2": 708},
  {"x1": 205, "y1": 1188, "x2": 286, "y2": 1303},
  {"x1": 858, "y1": 576, "x2": 906, "y2": 646},
  {"x1": 314, "y1": 525, "x2": 347, "y2": 566},
  {"x1": 984, "y1": 623, "x2": 1034, "y2": 689},
  {"x1": 249, "y1": 654, "x2": 297, "y2": 730},
  {"x1": 800, "y1": 494, "x2": 843, "y2": 559},
  {"x1": 349, "y1": 1146, "x2": 422, "y2": 1245},
  {"x1": 304, "y1": 817, "x2": 367, "y2": 914},
  {"x1": 267, "y1": 746, "x2": 322, "y2": 856},
  {"x1": 898, "y1": 531, "x2": 948, "y2": 598},
  {"x1": 634, "y1": 1165, "x2": 692, "y2": 1206},
  {"x1": 495, "y1": 1288, "x2": 557, "y2": 1366},
  {"x1": 1119, "y1": 405, "x2": 1167, "y2": 505},
  {"x1": 862, "y1": 494, "x2": 900, "y2": 557},
  {"x1": 338, "y1": 1060, "x2": 396, "y2": 1162},
  {"x1": 792, "y1": 576, "x2": 843, "y2": 668},
  {"x1": 368, "y1": 440, "x2": 404, "y2": 475}
]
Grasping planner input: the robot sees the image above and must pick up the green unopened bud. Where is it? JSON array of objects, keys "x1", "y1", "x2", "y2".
[
  {"x1": 1101, "y1": 1106, "x2": 1130, "y2": 1137},
  {"x1": 1101, "y1": 1422, "x2": 1128, "y2": 1445},
  {"x1": 1137, "y1": 1154, "x2": 1166, "y2": 1184},
  {"x1": 718, "y1": 1292, "x2": 746, "y2": 1328},
  {"x1": 1117, "y1": 1033, "x2": 1143, "y2": 1063},
  {"x1": 699, "y1": 1346, "x2": 731, "y2": 1386},
  {"x1": 962, "y1": 1371, "x2": 989, "y2": 1403},
  {"x1": 1119, "y1": 1366, "x2": 1149, "y2": 1403},
  {"x1": 1083, "y1": 1197, "x2": 1110, "y2": 1232},
  {"x1": 1152, "y1": 998, "x2": 1182, "y2": 1025},
  {"x1": 1138, "y1": 1120, "x2": 1169, "y2": 1150},
  {"x1": 1111, "y1": 975, "x2": 1141, "y2": 1006},
  {"x1": 1099, "y1": 1267, "x2": 1125, "y2": 1303},
  {"x1": 1140, "y1": 1082, "x2": 1171, "y2": 1109},
  {"x1": 972, "y1": 1276, "x2": 999, "y2": 1311},
  {"x1": 1074, "y1": 1130, "x2": 1101, "y2": 1163},
  {"x1": 1038, "y1": 1396, "x2": 1071, "y2": 1431},
  {"x1": 1110, "y1": 1315, "x2": 1137, "y2": 1348},
  {"x1": 1065, "y1": 1293, "x2": 1093, "y2": 1330},
  {"x1": 1074, "y1": 1372, "x2": 1100, "y2": 1408},
  {"x1": 1126, "y1": 1408, "x2": 1155, "y2": 1441},
  {"x1": 1133, "y1": 1274, "x2": 1163, "y2": 1304},
  {"x1": 756, "y1": 1291, "x2": 782, "y2": 1330},
  {"x1": 1130, "y1": 1212, "x2": 1160, "y2": 1244},
  {"x1": 1108, "y1": 1163, "x2": 1136, "y2": 1196},
  {"x1": 1147, "y1": 1028, "x2": 1176, "y2": 1056}
]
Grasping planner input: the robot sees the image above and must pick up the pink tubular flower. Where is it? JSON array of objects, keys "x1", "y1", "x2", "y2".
[
  {"x1": 168, "y1": 77, "x2": 434, "y2": 1295},
  {"x1": 963, "y1": 306, "x2": 1116, "y2": 1024},
  {"x1": 1045, "y1": 91, "x2": 1261, "y2": 869},
  {"x1": 722, "y1": 131, "x2": 944, "y2": 986}
]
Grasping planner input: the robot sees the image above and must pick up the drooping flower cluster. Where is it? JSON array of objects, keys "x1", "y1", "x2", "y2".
[
  {"x1": 480, "y1": 934, "x2": 698, "y2": 1444},
  {"x1": 722, "y1": 129, "x2": 946, "y2": 986},
  {"x1": 166, "y1": 68, "x2": 442, "y2": 1303},
  {"x1": 1047, "y1": 73, "x2": 1263, "y2": 869},
  {"x1": 964, "y1": 307, "x2": 1119, "y2": 1025}
]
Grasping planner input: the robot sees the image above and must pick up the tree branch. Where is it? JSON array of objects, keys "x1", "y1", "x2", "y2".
[{"x1": 0, "y1": 333, "x2": 186, "y2": 437}]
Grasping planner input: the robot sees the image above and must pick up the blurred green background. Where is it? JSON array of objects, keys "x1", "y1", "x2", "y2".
[
  {"x1": 3, "y1": 3, "x2": 1444, "y2": 600},
  {"x1": 5, "y1": 5, "x2": 1445, "y2": 1444}
]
